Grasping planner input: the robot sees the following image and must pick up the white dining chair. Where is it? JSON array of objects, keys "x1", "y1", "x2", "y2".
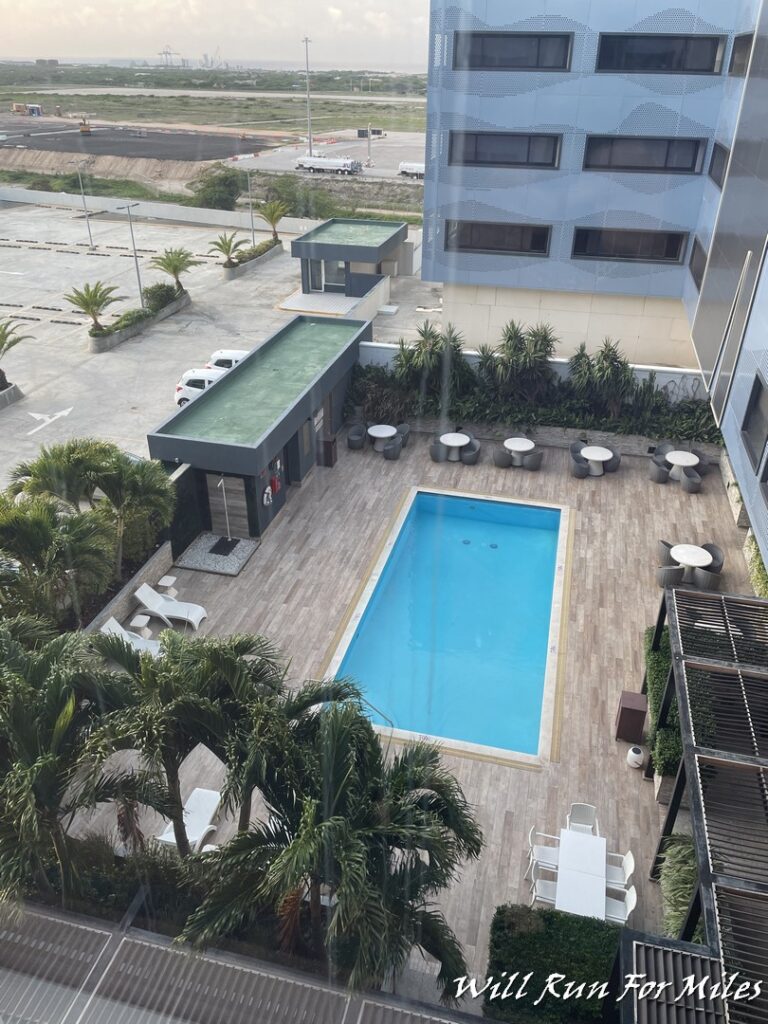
[
  {"x1": 566, "y1": 802, "x2": 600, "y2": 835},
  {"x1": 525, "y1": 824, "x2": 560, "y2": 878},
  {"x1": 529, "y1": 862, "x2": 557, "y2": 907},
  {"x1": 605, "y1": 884, "x2": 637, "y2": 924},
  {"x1": 606, "y1": 850, "x2": 635, "y2": 891}
]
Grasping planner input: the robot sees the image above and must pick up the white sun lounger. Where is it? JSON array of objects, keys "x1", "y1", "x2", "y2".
[
  {"x1": 155, "y1": 787, "x2": 220, "y2": 853},
  {"x1": 134, "y1": 583, "x2": 207, "y2": 630},
  {"x1": 100, "y1": 616, "x2": 160, "y2": 657}
]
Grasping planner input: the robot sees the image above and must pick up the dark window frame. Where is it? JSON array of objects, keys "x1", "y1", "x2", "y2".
[
  {"x1": 596, "y1": 33, "x2": 725, "y2": 74},
  {"x1": 583, "y1": 135, "x2": 705, "y2": 174},
  {"x1": 448, "y1": 130, "x2": 562, "y2": 169},
  {"x1": 444, "y1": 219, "x2": 552, "y2": 257},
  {"x1": 729, "y1": 33, "x2": 754, "y2": 76},
  {"x1": 742, "y1": 373, "x2": 768, "y2": 470},
  {"x1": 708, "y1": 142, "x2": 729, "y2": 189},
  {"x1": 571, "y1": 227, "x2": 689, "y2": 264},
  {"x1": 453, "y1": 31, "x2": 574, "y2": 71},
  {"x1": 688, "y1": 237, "x2": 708, "y2": 291}
]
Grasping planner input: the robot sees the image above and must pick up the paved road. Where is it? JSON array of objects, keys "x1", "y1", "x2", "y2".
[{"x1": 27, "y1": 86, "x2": 427, "y2": 105}]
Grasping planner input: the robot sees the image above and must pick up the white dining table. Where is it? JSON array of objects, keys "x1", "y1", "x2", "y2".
[
  {"x1": 670, "y1": 543, "x2": 713, "y2": 582},
  {"x1": 666, "y1": 450, "x2": 699, "y2": 481},
  {"x1": 503, "y1": 436, "x2": 535, "y2": 466},
  {"x1": 440, "y1": 432, "x2": 470, "y2": 462},
  {"x1": 580, "y1": 445, "x2": 613, "y2": 477},
  {"x1": 554, "y1": 829, "x2": 607, "y2": 920},
  {"x1": 368, "y1": 424, "x2": 397, "y2": 452}
]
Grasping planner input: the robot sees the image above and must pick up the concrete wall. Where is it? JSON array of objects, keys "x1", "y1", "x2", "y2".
[{"x1": 349, "y1": 276, "x2": 391, "y2": 322}]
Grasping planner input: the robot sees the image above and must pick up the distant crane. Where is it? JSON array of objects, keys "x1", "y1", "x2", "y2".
[{"x1": 157, "y1": 46, "x2": 180, "y2": 67}]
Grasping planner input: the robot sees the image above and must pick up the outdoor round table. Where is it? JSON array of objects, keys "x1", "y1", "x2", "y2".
[
  {"x1": 666, "y1": 450, "x2": 699, "y2": 481},
  {"x1": 670, "y1": 543, "x2": 713, "y2": 583},
  {"x1": 440, "y1": 432, "x2": 470, "y2": 462},
  {"x1": 504, "y1": 436, "x2": 535, "y2": 466},
  {"x1": 368, "y1": 424, "x2": 397, "y2": 452},
  {"x1": 580, "y1": 445, "x2": 613, "y2": 477}
]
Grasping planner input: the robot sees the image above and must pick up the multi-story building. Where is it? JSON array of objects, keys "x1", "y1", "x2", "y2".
[{"x1": 422, "y1": 2, "x2": 754, "y2": 367}]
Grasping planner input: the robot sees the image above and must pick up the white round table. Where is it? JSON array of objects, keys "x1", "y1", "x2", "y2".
[
  {"x1": 440, "y1": 432, "x2": 470, "y2": 462},
  {"x1": 671, "y1": 543, "x2": 712, "y2": 583},
  {"x1": 504, "y1": 436, "x2": 535, "y2": 466},
  {"x1": 368, "y1": 424, "x2": 397, "y2": 452},
  {"x1": 581, "y1": 445, "x2": 613, "y2": 477},
  {"x1": 666, "y1": 450, "x2": 699, "y2": 481}
]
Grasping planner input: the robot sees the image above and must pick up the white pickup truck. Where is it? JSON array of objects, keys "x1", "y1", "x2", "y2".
[
  {"x1": 295, "y1": 155, "x2": 363, "y2": 175},
  {"x1": 398, "y1": 162, "x2": 426, "y2": 179}
]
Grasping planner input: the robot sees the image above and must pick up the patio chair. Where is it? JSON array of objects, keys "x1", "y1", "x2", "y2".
[
  {"x1": 681, "y1": 467, "x2": 702, "y2": 494},
  {"x1": 134, "y1": 583, "x2": 207, "y2": 631},
  {"x1": 525, "y1": 825, "x2": 560, "y2": 877},
  {"x1": 605, "y1": 885, "x2": 637, "y2": 925},
  {"x1": 649, "y1": 460, "x2": 670, "y2": 483},
  {"x1": 606, "y1": 850, "x2": 635, "y2": 892},
  {"x1": 658, "y1": 540, "x2": 675, "y2": 566},
  {"x1": 566, "y1": 803, "x2": 599, "y2": 835},
  {"x1": 493, "y1": 448, "x2": 514, "y2": 468},
  {"x1": 702, "y1": 543, "x2": 724, "y2": 573},
  {"x1": 604, "y1": 448, "x2": 621, "y2": 473},
  {"x1": 347, "y1": 424, "x2": 366, "y2": 450},
  {"x1": 654, "y1": 440, "x2": 676, "y2": 459},
  {"x1": 656, "y1": 565, "x2": 685, "y2": 589},
  {"x1": 529, "y1": 862, "x2": 557, "y2": 908},
  {"x1": 569, "y1": 440, "x2": 586, "y2": 459},
  {"x1": 429, "y1": 441, "x2": 449, "y2": 463},
  {"x1": 456, "y1": 426, "x2": 475, "y2": 441},
  {"x1": 383, "y1": 436, "x2": 403, "y2": 461},
  {"x1": 522, "y1": 449, "x2": 544, "y2": 471},
  {"x1": 692, "y1": 566, "x2": 722, "y2": 591},
  {"x1": 396, "y1": 423, "x2": 411, "y2": 447},
  {"x1": 460, "y1": 440, "x2": 481, "y2": 465},
  {"x1": 155, "y1": 788, "x2": 220, "y2": 853},
  {"x1": 570, "y1": 454, "x2": 589, "y2": 479},
  {"x1": 691, "y1": 448, "x2": 711, "y2": 475},
  {"x1": 100, "y1": 616, "x2": 160, "y2": 657}
]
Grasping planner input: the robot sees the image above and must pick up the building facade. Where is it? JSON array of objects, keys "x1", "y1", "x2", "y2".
[{"x1": 423, "y1": 1, "x2": 753, "y2": 365}]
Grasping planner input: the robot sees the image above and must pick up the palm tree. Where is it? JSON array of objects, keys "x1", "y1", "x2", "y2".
[
  {"x1": 181, "y1": 701, "x2": 483, "y2": 1002},
  {"x1": 10, "y1": 438, "x2": 116, "y2": 509},
  {"x1": 0, "y1": 319, "x2": 30, "y2": 392},
  {"x1": 208, "y1": 232, "x2": 249, "y2": 268},
  {"x1": 591, "y1": 337, "x2": 636, "y2": 419},
  {"x1": 64, "y1": 282, "x2": 125, "y2": 332},
  {"x1": 149, "y1": 247, "x2": 202, "y2": 292},
  {"x1": 259, "y1": 200, "x2": 289, "y2": 242}
]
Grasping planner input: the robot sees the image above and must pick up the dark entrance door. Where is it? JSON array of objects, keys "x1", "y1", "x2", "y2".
[{"x1": 205, "y1": 474, "x2": 250, "y2": 538}]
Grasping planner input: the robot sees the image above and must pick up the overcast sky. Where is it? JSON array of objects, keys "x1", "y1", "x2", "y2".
[{"x1": 1, "y1": 0, "x2": 430, "y2": 71}]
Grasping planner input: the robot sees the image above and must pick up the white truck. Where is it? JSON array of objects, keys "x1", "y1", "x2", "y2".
[
  {"x1": 295, "y1": 155, "x2": 363, "y2": 175},
  {"x1": 398, "y1": 162, "x2": 426, "y2": 179}
]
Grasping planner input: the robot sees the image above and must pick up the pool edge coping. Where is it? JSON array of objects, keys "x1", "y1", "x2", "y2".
[{"x1": 320, "y1": 485, "x2": 571, "y2": 769}]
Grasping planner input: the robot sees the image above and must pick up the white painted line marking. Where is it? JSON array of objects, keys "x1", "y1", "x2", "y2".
[{"x1": 26, "y1": 407, "x2": 73, "y2": 434}]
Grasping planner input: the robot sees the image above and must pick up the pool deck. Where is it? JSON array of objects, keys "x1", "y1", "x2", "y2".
[{"x1": 95, "y1": 433, "x2": 751, "y2": 1009}]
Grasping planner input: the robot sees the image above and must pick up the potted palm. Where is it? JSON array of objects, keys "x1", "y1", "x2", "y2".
[
  {"x1": 148, "y1": 247, "x2": 202, "y2": 293},
  {"x1": 0, "y1": 319, "x2": 28, "y2": 408},
  {"x1": 208, "y1": 232, "x2": 248, "y2": 268}
]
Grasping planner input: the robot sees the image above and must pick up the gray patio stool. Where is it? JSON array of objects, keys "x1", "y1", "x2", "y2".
[
  {"x1": 656, "y1": 565, "x2": 685, "y2": 589},
  {"x1": 429, "y1": 441, "x2": 449, "y2": 463},
  {"x1": 396, "y1": 423, "x2": 411, "y2": 448},
  {"x1": 493, "y1": 448, "x2": 514, "y2": 468},
  {"x1": 383, "y1": 436, "x2": 403, "y2": 461},
  {"x1": 681, "y1": 467, "x2": 702, "y2": 494},
  {"x1": 655, "y1": 440, "x2": 676, "y2": 459},
  {"x1": 691, "y1": 448, "x2": 711, "y2": 475},
  {"x1": 570, "y1": 440, "x2": 585, "y2": 459},
  {"x1": 570, "y1": 454, "x2": 589, "y2": 479},
  {"x1": 347, "y1": 425, "x2": 366, "y2": 450},
  {"x1": 702, "y1": 543, "x2": 724, "y2": 573},
  {"x1": 692, "y1": 566, "x2": 722, "y2": 591},
  {"x1": 522, "y1": 449, "x2": 544, "y2": 471},
  {"x1": 604, "y1": 448, "x2": 621, "y2": 472},
  {"x1": 658, "y1": 540, "x2": 675, "y2": 566},
  {"x1": 460, "y1": 440, "x2": 481, "y2": 465},
  {"x1": 649, "y1": 460, "x2": 670, "y2": 483}
]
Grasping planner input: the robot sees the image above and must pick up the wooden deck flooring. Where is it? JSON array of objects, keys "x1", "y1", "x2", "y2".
[{"x1": 104, "y1": 434, "x2": 749, "y2": 1006}]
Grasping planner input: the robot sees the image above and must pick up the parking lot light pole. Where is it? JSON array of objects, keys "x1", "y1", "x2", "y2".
[
  {"x1": 247, "y1": 170, "x2": 256, "y2": 247},
  {"x1": 302, "y1": 37, "x2": 313, "y2": 157},
  {"x1": 116, "y1": 202, "x2": 145, "y2": 308},
  {"x1": 71, "y1": 161, "x2": 94, "y2": 248}
]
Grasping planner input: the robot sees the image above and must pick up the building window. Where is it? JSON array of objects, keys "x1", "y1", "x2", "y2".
[
  {"x1": 596, "y1": 34, "x2": 724, "y2": 73},
  {"x1": 449, "y1": 131, "x2": 560, "y2": 168},
  {"x1": 729, "y1": 33, "x2": 753, "y2": 76},
  {"x1": 742, "y1": 375, "x2": 768, "y2": 468},
  {"x1": 708, "y1": 142, "x2": 729, "y2": 189},
  {"x1": 445, "y1": 219, "x2": 551, "y2": 256},
  {"x1": 584, "y1": 136, "x2": 704, "y2": 173},
  {"x1": 453, "y1": 32, "x2": 572, "y2": 71},
  {"x1": 572, "y1": 228, "x2": 687, "y2": 263},
  {"x1": 689, "y1": 237, "x2": 708, "y2": 291}
]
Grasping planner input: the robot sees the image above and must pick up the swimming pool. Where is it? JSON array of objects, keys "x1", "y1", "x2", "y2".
[{"x1": 329, "y1": 489, "x2": 567, "y2": 759}]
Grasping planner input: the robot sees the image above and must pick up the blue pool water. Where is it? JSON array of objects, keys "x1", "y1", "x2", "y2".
[{"x1": 337, "y1": 492, "x2": 560, "y2": 754}]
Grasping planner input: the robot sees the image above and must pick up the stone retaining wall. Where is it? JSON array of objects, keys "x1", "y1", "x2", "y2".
[
  {"x1": 85, "y1": 541, "x2": 175, "y2": 633},
  {"x1": 0, "y1": 383, "x2": 23, "y2": 411}
]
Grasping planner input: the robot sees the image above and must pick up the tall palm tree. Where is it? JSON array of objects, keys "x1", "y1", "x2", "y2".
[
  {"x1": 208, "y1": 232, "x2": 248, "y2": 268},
  {"x1": 149, "y1": 248, "x2": 202, "y2": 292},
  {"x1": 259, "y1": 201, "x2": 289, "y2": 242},
  {"x1": 64, "y1": 282, "x2": 125, "y2": 332},
  {"x1": 11, "y1": 438, "x2": 116, "y2": 509},
  {"x1": 0, "y1": 319, "x2": 30, "y2": 392},
  {"x1": 181, "y1": 701, "x2": 483, "y2": 1002}
]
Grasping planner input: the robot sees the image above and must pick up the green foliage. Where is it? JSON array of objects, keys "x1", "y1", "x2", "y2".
[
  {"x1": 110, "y1": 308, "x2": 152, "y2": 332},
  {"x1": 142, "y1": 282, "x2": 178, "y2": 314},
  {"x1": 234, "y1": 237, "x2": 280, "y2": 265},
  {"x1": 745, "y1": 533, "x2": 768, "y2": 599},
  {"x1": 484, "y1": 904, "x2": 620, "y2": 1021},
  {"x1": 0, "y1": 168, "x2": 190, "y2": 203},
  {"x1": 0, "y1": 319, "x2": 30, "y2": 390},
  {"x1": 259, "y1": 199, "x2": 289, "y2": 240},
  {"x1": 64, "y1": 281, "x2": 125, "y2": 332},
  {"x1": 263, "y1": 174, "x2": 340, "y2": 219},
  {"x1": 652, "y1": 727, "x2": 683, "y2": 777},
  {"x1": 189, "y1": 164, "x2": 245, "y2": 210},
  {"x1": 148, "y1": 247, "x2": 201, "y2": 291},
  {"x1": 658, "y1": 834, "x2": 702, "y2": 942},
  {"x1": 208, "y1": 231, "x2": 249, "y2": 268},
  {"x1": 643, "y1": 626, "x2": 682, "y2": 778}
]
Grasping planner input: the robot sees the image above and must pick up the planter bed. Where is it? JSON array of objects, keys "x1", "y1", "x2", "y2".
[
  {"x1": 222, "y1": 241, "x2": 283, "y2": 280},
  {"x1": 88, "y1": 291, "x2": 191, "y2": 353},
  {"x1": 0, "y1": 382, "x2": 23, "y2": 410}
]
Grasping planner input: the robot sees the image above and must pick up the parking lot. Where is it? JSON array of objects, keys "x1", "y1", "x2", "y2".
[{"x1": 239, "y1": 129, "x2": 426, "y2": 180}]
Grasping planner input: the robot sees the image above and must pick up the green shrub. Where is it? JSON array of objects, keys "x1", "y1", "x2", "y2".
[
  {"x1": 745, "y1": 533, "x2": 768, "y2": 598},
  {"x1": 643, "y1": 626, "x2": 681, "y2": 777},
  {"x1": 190, "y1": 164, "x2": 245, "y2": 210},
  {"x1": 652, "y1": 726, "x2": 683, "y2": 777},
  {"x1": 143, "y1": 282, "x2": 178, "y2": 313},
  {"x1": 234, "y1": 237, "x2": 279, "y2": 264},
  {"x1": 90, "y1": 308, "x2": 152, "y2": 336},
  {"x1": 484, "y1": 904, "x2": 619, "y2": 1022},
  {"x1": 659, "y1": 834, "x2": 703, "y2": 942}
]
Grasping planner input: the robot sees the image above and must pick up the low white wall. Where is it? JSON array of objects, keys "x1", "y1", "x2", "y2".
[
  {"x1": 358, "y1": 341, "x2": 705, "y2": 403},
  {"x1": 350, "y1": 277, "x2": 391, "y2": 322}
]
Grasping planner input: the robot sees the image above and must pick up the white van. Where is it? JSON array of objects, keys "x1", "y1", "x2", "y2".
[
  {"x1": 174, "y1": 367, "x2": 226, "y2": 406},
  {"x1": 205, "y1": 349, "x2": 249, "y2": 370}
]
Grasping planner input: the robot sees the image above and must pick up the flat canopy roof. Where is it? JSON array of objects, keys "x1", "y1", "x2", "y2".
[{"x1": 290, "y1": 218, "x2": 408, "y2": 264}]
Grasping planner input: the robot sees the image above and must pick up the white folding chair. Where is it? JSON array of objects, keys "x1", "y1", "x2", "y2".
[
  {"x1": 525, "y1": 824, "x2": 560, "y2": 878},
  {"x1": 566, "y1": 802, "x2": 600, "y2": 835},
  {"x1": 605, "y1": 884, "x2": 637, "y2": 924},
  {"x1": 606, "y1": 850, "x2": 635, "y2": 891},
  {"x1": 529, "y1": 862, "x2": 557, "y2": 907}
]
